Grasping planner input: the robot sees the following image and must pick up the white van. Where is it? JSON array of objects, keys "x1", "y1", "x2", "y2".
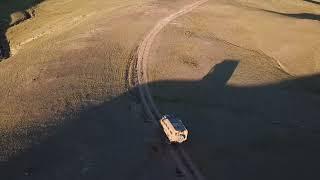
[{"x1": 160, "y1": 115, "x2": 188, "y2": 143}]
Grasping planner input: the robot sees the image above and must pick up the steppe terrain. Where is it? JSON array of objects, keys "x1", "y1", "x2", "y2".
[{"x1": 0, "y1": 0, "x2": 319, "y2": 179}]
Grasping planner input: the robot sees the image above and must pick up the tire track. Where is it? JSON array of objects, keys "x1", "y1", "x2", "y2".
[{"x1": 134, "y1": 0, "x2": 208, "y2": 179}]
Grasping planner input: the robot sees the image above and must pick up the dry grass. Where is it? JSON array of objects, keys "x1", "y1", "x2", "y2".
[
  {"x1": 0, "y1": 0, "x2": 153, "y2": 163},
  {"x1": 1, "y1": 0, "x2": 217, "y2": 179},
  {"x1": 147, "y1": 0, "x2": 320, "y2": 179},
  {"x1": 1, "y1": 0, "x2": 320, "y2": 179}
]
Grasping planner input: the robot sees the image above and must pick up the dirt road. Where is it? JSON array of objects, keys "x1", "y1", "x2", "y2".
[{"x1": 135, "y1": 0, "x2": 208, "y2": 179}]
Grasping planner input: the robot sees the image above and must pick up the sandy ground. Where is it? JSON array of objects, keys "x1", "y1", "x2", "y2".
[{"x1": 0, "y1": 0, "x2": 319, "y2": 179}]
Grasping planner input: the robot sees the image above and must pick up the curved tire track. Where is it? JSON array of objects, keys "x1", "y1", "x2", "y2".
[{"x1": 135, "y1": 0, "x2": 208, "y2": 179}]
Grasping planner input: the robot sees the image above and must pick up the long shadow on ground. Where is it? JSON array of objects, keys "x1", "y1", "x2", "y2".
[
  {"x1": 1, "y1": 60, "x2": 320, "y2": 180},
  {"x1": 304, "y1": 0, "x2": 320, "y2": 5},
  {"x1": 263, "y1": 9, "x2": 320, "y2": 21},
  {"x1": 0, "y1": 0, "x2": 43, "y2": 60}
]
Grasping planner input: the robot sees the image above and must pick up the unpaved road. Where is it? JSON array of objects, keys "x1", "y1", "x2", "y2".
[{"x1": 135, "y1": 0, "x2": 208, "y2": 179}]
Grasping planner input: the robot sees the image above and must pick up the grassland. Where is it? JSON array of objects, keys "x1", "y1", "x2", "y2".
[{"x1": 0, "y1": 0, "x2": 319, "y2": 179}]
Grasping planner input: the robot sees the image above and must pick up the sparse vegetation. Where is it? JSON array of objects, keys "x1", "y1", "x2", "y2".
[{"x1": 0, "y1": 0, "x2": 320, "y2": 179}]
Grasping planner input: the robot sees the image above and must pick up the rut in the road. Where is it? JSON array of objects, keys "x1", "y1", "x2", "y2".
[{"x1": 132, "y1": 0, "x2": 209, "y2": 180}]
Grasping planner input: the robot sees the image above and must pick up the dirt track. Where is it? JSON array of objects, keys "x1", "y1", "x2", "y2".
[{"x1": 135, "y1": 0, "x2": 208, "y2": 179}]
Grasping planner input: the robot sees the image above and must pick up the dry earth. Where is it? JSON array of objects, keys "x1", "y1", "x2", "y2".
[
  {"x1": 0, "y1": 0, "x2": 320, "y2": 179},
  {"x1": 147, "y1": 0, "x2": 320, "y2": 179},
  {"x1": 0, "y1": 0, "x2": 204, "y2": 179}
]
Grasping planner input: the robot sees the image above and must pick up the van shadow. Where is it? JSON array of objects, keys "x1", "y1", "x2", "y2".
[
  {"x1": 1, "y1": 60, "x2": 320, "y2": 180},
  {"x1": 0, "y1": 0, "x2": 43, "y2": 60}
]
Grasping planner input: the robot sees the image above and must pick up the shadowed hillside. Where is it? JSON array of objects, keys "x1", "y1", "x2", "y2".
[
  {"x1": 1, "y1": 60, "x2": 320, "y2": 180},
  {"x1": 304, "y1": 0, "x2": 320, "y2": 5},
  {"x1": 263, "y1": 9, "x2": 320, "y2": 21}
]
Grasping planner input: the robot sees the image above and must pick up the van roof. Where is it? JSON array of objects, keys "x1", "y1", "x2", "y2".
[{"x1": 168, "y1": 117, "x2": 186, "y2": 131}]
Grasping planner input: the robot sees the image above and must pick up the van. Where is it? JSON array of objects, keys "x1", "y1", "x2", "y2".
[{"x1": 160, "y1": 115, "x2": 188, "y2": 143}]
